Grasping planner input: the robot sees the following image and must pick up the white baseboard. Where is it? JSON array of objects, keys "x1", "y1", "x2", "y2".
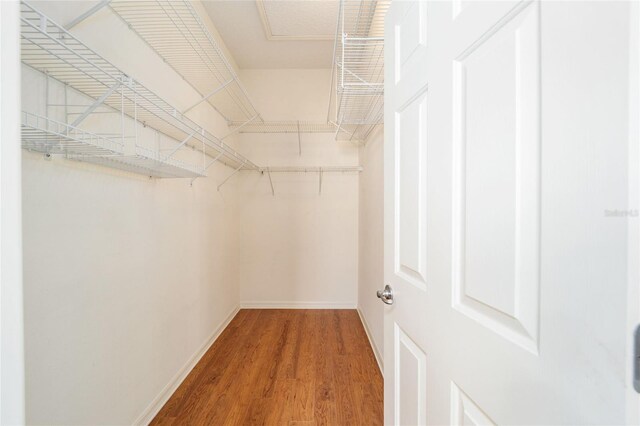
[
  {"x1": 239, "y1": 301, "x2": 356, "y2": 309},
  {"x1": 133, "y1": 305, "x2": 240, "y2": 426},
  {"x1": 357, "y1": 307, "x2": 383, "y2": 374}
]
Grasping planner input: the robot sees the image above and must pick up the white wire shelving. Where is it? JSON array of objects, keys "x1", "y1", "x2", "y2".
[
  {"x1": 20, "y1": 1, "x2": 365, "y2": 188},
  {"x1": 259, "y1": 166, "x2": 363, "y2": 196},
  {"x1": 21, "y1": 111, "x2": 123, "y2": 156},
  {"x1": 20, "y1": 1, "x2": 259, "y2": 179},
  {"x1": 109, "y1": 0, "x2": 261, "y2": 125},
  {"x1": 228, "y1": 120, "x2": 375, "y2": 145},
  {"x1": 228, "y1": 121, "x2": 337, "y2": 134},
  {"x1": 70, "y1": 145, "x2": 205, "y2": 178},
  {"x1": 260, "y1": 166, "x2": 362, "y2": 173},
  {"x1": 22, "y1": 105, "x2": 204, "y2": 178},
  {"x1": 328, "y1": 0, "x2": 389, "y2": 142}
]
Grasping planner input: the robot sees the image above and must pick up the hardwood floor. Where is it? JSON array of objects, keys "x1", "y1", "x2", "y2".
[{"x1": 151, "y1": 309, "x2": 383, "y2": 426}]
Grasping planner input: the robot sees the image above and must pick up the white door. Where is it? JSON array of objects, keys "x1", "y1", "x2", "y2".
[{"x1": 383, "y1": 0, "x2": 640, "y2": 424}]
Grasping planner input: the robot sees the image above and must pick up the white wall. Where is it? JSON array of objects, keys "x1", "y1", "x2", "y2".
[
  {"x1": 235, "y1": 69, "x2": 360, "y2": 308},
  {"x1": 23, "y1": 154, "x2": 240, "y2": 425},
  {"x1": 1, "y1": 1, "x2": 26, "y2": 424},
  {"x1": 21, "y1": 2, "x2": 246, "y2": 424},
  {"x1": 357, "y1": 126, "x2": 384, "y2": 367}
]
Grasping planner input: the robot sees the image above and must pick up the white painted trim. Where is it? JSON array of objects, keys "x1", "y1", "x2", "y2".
[
  {"x1": 357, "y1": 307, "x2": 383, "y2": 374},
  {"x1": 239, "y1": 301, "x2": 356, "y2": 309},
  {"x1": 1, "y1": 2, "x2": 26, "y2": 424},
  {"x1": 627, "y1": 2, "x2": 640, "y2": 423},
  {"x1": 133, "y1": 305, "x2": 240, "y2": 426}
]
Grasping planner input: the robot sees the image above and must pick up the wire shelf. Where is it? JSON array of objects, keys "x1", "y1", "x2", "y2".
[
  {"x1": 20, "y1": 1, "x2": 258, "y2": 175},
  {"x1": 329, "y1": 0, "x2": 389, "y2": 138},
  {"x1": 69, "y1": 145, "x2": 205, "y2": 178},
  {"x1": 22, "y1": 111, "x2": 205, "y2": 177},
  {"x1": 229, "y1": 121, "x2": 337, "y2": 134},
  {"x1": 259, "y1": 165, "x2": 362, "y2": 196},
  {"x1": 260, "y1": 166, "x2": 362, "y2": 173},
  {"x1": 335, "y1": 122, "x2": 381, "y2": 142},
  {"x1": 109, "y1": 0, "x2": 260, "y2": 124},
  {"x1": 20, "y1": 1, "x2": 369, "y2": 185},
  {"x1": 341, "y1": 0, "x2": 387, "y2": 37},
  {"x1": 21, "y1": 111, "x2": 124, "y2": 156}
]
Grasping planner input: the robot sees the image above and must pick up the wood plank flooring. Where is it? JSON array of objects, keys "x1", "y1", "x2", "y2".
[{"x1": 151, "y1": 309, "x2": 383, "y2": 426}]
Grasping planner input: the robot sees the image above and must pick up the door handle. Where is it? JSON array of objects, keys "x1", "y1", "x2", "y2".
[{"x1": 376, "y1": 284, "x2": 394, "y2": 305}]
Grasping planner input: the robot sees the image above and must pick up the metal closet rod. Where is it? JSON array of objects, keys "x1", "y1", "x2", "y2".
[
  {"x1": 258, "y1": 166, "x2": 362, "y2": 173},
  {"x1": 215, "y1": 166, "x2": 362, "y2": 192},
  {"x1": 256, "y1": 166, "x2": 362, "y2": 196},
  {"x1": 228, "y1": 120, "x2": 338, "y2": 134}
]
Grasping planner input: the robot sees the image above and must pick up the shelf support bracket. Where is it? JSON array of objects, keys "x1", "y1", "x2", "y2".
[
  {"x1": 333, "y1": 118, "x2": 345, "y2": 141},
  {"x1": 165, "y1": 129, "x2": 198, "y2": 160},
  {"x1": 222, "y1": 114, "x2": 259, "y2": 140},
  {"x1": 190, "y1": 151, "x2": 225, "y2": 185},
  {"x1": 204, "y1": 151, "x2": 225, "y2": 171},
  {"x1": 319, "y1": 168, "x2": 323, "y2": 195},
  {"x1": 348, "y1": 123, "x2": 362, "y2": 142},
  {"x1": 182, "y1": 79, "x2": 234, "y2": 114},
  {"x1": 343, "y1": 67, "x2": 374, "y2": 87},
  {"x1": 329, "y1": 120, "x2": 356, "y2": 140},
  {"x1": 218, "y1": 161, "x2": 245, "y2": 191},
  {"x1": 297, "y1": 120, "x2": 302, "y2": 156},
  {"x1": 268, "y1": 169, "x2": 275, "y2": 196},
  {"x1": 65, "y1": 0, "x2": 112, "y2": 30},
  {"x1": 70, "y1": 80, "x2": 121, "y2": 128}
]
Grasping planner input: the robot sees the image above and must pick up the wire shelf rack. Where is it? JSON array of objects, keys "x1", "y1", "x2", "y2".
[
  {"x1": 109, "y1": 0, "x2": 260, "y2": 124},
  {"x1": 260, "y1": 166, "x2": 362, "y2": 173},
  {"x1": 229, "y1": 121, "x2": 337, "y2": 134},
  {"x1": 226, "y1": 120, "x2": 380, "y2": 145},
  {"x1": 335, "y1": 122, "x2": 381, "y2": 142},
  {"x1": 259, "y1": 165, "x2": 362, "y2": 196},
  {"x1": 20, "y1": 1, "x2": 367, "y2": 187},
  {"x1": 69, "y1": 145, "x2": 206, "y2": 178},
  {"x1": 21, "y1": 111, "x2": 123, "y2": 156},
  {"x1": 329, "y1": 0, "x2": 389, "y2": 141},
  {"x1": 20, "y1": 1, "x2": 258, "y2": 177},
  {"x1": 21, "y1": 111, "x2": 204, "y2": 177}
]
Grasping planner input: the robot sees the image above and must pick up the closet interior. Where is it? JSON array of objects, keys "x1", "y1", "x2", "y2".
[{"x1": 18, "y1": 0, "x2": 387, "y2": 424}]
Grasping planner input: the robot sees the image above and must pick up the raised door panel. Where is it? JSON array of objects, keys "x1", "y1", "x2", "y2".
[
  {"x1": 451, "y1": 383, "x2": 496, "y2": 426},
  {"x1": 393, "y1": 1, "x2": 428, "y2": 94},
  {"x1": 451, "y1": 2, "x2": 540, "y2": 354},
  {"x1": 395, "y1": 88, "x2": 428, "y2": 291},
  {"x1": 394, "y1": 324, "x2": 427, "y2": 426}
]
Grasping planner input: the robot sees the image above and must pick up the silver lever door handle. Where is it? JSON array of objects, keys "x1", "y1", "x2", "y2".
[{"x1": 376, "y1": 284, "x2": 394, "y2": 305}]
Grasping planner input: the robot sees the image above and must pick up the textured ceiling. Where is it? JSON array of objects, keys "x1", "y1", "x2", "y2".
[
  {"x1": 258, "y1": 0, "x2": 337, "y2": 39},
  {"x1": 201, "y1": 1, "x2": 336, "y2": 69}
]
